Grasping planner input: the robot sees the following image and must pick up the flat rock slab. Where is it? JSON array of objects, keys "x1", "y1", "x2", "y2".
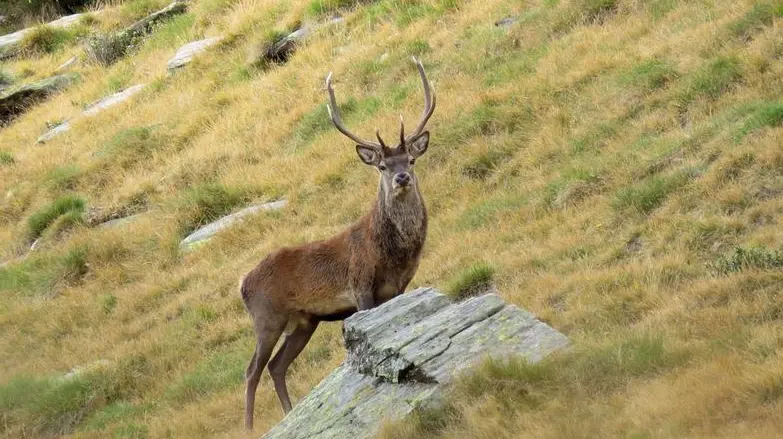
[
  {"x1": 0, "y1": 13, "x2": 91, "y2": 58},
  {"x1": 37, "y1": 84, "x2": 146, "y2": 143},
  {"x1": 123, "y1": 1, "x2": 187, "y2": 39},
  {"x1": 262, "y1": 287, "x2": 569, "y2": 439},
  {"x1": 0, "y1": 73, "x2": 78, "y2": 124},
  {"x1": 167, "y1": 36, "x2": 224, "y2": 71},
  {"x1": 179, "y1": 200, "x2": 287, "y2": 251}
]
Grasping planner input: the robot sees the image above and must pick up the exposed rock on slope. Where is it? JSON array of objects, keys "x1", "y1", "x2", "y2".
[
  {"x1": 167, "y1": 36, "x2": 224, "y2": 72},
  {"x1": 0, "y1": 73, "x2": 78, "y2": 124},
  {"x1": 37, "y1": 83, "x2": 146, "y2": 142},
  {"x1": 180, "y1": 200, "x2": 287, "y2": 251},
  {"x1": 262, "y1": 287, "x2": 569, "y2": 439},
  {"x1": 0, "y1": 13, "x2": 90, "y2": 59}
]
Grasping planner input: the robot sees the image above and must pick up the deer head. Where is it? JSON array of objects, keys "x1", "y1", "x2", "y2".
[{"x1": 326, "y1": 57, "x2": 436, "y2": 198}]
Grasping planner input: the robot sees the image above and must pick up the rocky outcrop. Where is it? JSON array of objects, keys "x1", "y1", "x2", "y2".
[
  {"x1": 262, "y1": 287, "x2": 569, "y2": 439},
  {"x1": 179, "y1": 200, "x2": 287, "y2": 251},
  {"x1": 167, "y1": 36, "x2": 224, "y2": 72},
  {"x1": 37, "y1": 84, "x2": 146, "y2": 143},
  {"x1": 251, "y1": 16, "x2": 344, "y2": 67},
  {"x1": 0, "y1": 13, "x2": 90, "y2": 59},
  {"x1": 122, "y1": 1, "x2": 188, "y2": 39},
  {"x1": 0, "y1": 73, "x2": 79, "y2": 125}
]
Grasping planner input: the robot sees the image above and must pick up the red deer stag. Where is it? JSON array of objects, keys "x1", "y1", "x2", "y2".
[{"x1": 240, "y1": 57, "x2": 436, "y2": 430}]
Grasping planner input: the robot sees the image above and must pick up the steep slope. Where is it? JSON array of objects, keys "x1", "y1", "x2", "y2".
[{"x1": 0, "y1": 1, "x2": 782, "y2": 438}]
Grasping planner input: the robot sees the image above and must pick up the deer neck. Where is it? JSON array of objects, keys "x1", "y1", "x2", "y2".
[{"x1": 372, "y1": 181, "x2": 426, "y2": 249}]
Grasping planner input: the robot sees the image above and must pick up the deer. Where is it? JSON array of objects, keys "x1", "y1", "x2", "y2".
[{"x1": 240, "y1": 57, "x2": 436, "y2": 430}]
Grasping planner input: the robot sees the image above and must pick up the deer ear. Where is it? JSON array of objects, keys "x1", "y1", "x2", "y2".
[
  {"x1": 408, "y1": 131, "x2": 429, "y2": 158},
  {"x1": 356, "y1": 145, "x2": 380, "y2": 166}
]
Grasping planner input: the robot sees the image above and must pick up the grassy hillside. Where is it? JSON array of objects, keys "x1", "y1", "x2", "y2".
[{"x1": 1, "y1": 0, "x2": 782, "y2": 437}]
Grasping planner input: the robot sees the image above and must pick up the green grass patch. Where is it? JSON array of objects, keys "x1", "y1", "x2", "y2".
[
  {"x1": 729, "y1": 2, "x2": 783, "y2": 40},
  {"x1": 0, "y1": 355, "x2": 149, "y2": 436},
  {"x1": 306, "y1": 0, "x2": 356, "y2": 18},
  {"x1": 544, "y1": 167, "x2": 603, "y2": 208},
  {"x1": 613, "y1": 170, "x2": 693, "y2": 215},
  {"x1": 446, "y1": 262, "x2": 495, "y2": 300},
  {"x1": 458, "y1": 195, "x2": 527, "y2": 230},
  {"x1": 360, "y1": 0, "x2": 459, "y2": 27},
  {"x1": 142, "y1": 13, "x2": 196, "y2": 51},
  {"x1": 291, "y1": 95, "x2": 380, "y2": 149},
  {"x1": 99, "y1": 126, "x2": 169, "y2": 166},
  {"x1": 45, "y1": 165, "x2": 83, "y2": 191},
  {"x1": 440, "y1": 100, "x2": 531, "y2": 147},
  {"x1": 710, "y1": 246, "x2": 783, "y2": 275},
  {"x1": 734, "y1": 102, "x2": 783, "y2": 142},
  {"x1": 19, "y1": 24, "x2": 82, "y2": 55},
  {"x1": 0, "y1": 151, "x2": 14, "y2": 165},
  {"x1": 175, "y1": 183, "x2": 251, "y2": 236},
  {"x1": 620, "y1": 59, "x2": 678, "y2": 90},
  {"x1": 27, "y1": 195, "x2": 86, "y2": 240},
  {"x1": 680, "y1": 56, "x2": 743, "y2": 104},
  {"x1": 164, "y1": 340, "x2": 249, "y2": 402}
]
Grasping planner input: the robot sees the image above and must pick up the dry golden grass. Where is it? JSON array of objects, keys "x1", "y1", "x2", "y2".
[{"x1": 1, "y1": 0, "x2": 782, "y2": 437}]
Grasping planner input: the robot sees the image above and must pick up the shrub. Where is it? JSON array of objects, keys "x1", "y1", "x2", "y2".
[
  {"x1": 446, "y1": 262, "x2": 495, "y2": 300},
  {"x1": 27, "y1": 195, "x2": 86, "y2": 240},
  {"x1": 84, "y1": 32, "x2": 134, "y2": 66}
]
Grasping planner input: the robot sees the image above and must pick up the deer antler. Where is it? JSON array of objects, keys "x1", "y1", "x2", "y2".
[
  {"x1": 326, "y1": 72, "x2": 381, "y2": 149},
  {"x1": 403, "y1": 56, "x2": 436, "y2": 144}
]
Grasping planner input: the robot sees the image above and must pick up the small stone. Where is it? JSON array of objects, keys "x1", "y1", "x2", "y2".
[
  {"x1": 494, "y1": 16, "x2": 518, "y2": 28},
  {"x1": 56, "y1": 56, "x2": 79, "y2": 72}
]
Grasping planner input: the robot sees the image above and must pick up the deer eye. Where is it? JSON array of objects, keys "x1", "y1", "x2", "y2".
[
  {"x1": 378, "y1": 165, "x2": 387, "y2": 171},
  {"x1": 409, "y1": 158, "x2": 416, "y2": 165}
]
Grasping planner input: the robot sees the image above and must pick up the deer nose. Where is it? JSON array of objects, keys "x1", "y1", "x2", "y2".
[{"x1": 394, "y1": 173, "x2": 411, "y2": 187}]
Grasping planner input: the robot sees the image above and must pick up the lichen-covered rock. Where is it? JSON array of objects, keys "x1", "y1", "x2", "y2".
[
  {"x1": 122, "y1": 1, "x2": 188, "y2": 39},
  {"x1": 179, "y1": 200, "x2": 287, "y2": 251},
  {"x1": 37, "y1": 84, "x2": 146, "y2": 143},
  {"x1": 167, "y1": 36, "x2": 224, "y2": 71},
  {"x1": 0, "y1": 73, "x2": 78, "y2": 124},
  {"x1": 262, "y1": 287, "x2": 569, "y2": 439}
]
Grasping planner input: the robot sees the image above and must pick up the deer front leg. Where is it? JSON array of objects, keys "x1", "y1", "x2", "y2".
[{"x1": 356, "y1": 290, "x2": 375, "y2": 311}]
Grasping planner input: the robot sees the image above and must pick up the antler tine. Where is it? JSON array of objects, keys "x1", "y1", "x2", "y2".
[
  {"x1": 405, "y1": 56, "x2": 436, "y2": 143},
  {"x1": 399, "y1": 114, "x2": 405, "y2": 145},
  {"x1": 375, "y1": 129, "x2": 387, "y2": 148},
  {"x1": 326, "y1": 72, "x2": 380, "y2": 149}
]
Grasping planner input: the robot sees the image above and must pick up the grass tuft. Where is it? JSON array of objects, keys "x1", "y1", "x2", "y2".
[
  {"x1": 621, "y1": 59, "x2": 678, "y2": 90},
  {"x1": 710, "y1": 246, "x2": 783, "y2": 275},
  {"x1": 27, "y1": 195, "x2": 86, "y2": 240},
  {"x1": 680, "y1": 56, "x2": 743, "y2": 104},
  {"x1": 735, "y1": 102, "x2": 783, "y2": 142},
  {"x1": 84, "y1": 32, "x2": 135, "y2": 66},
  {"x1": 729, "y1": 2, "x2": 783, "y2": 40},
  {"x1": 446, "y1": 262, "x2": 495, "y2": 300},
  {"x1": 20, "y1": 24, "x2": 80, "y2": 55},
  {"x1": 613, "y1": 170, "x2": 693, "y2": 215},
  {"x1": 461, "y1": 149, "x2": 512, "y2": 180},
  {"x1": 0, "y1": 151, "x2": 14, "y2": 165},
  {"x1": 175, "y1": 183, "x2": 252, "y2": 236}
]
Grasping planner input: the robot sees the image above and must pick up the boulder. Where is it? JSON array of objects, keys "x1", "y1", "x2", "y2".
[
  {"x1": 37, "y1": 83, "x2": 146, "y2": 143},
  {"x1": 167, "y1": 36, "x2": 224, "y2": 71},
  {"x1": 0, "y1": 13, "x2": 91, "y2": 59},
  {"x1": 0, "y1": 73, "x2": 79, "y2": 125},
  {"x1": 252, "y1": 15, "x2": 344, "y2": 66},
  {"x1": 262, "y1": 287, "x2": 569, "y2": 439},
  {"x1": 179, "y1": 200, "x2": 287, "y2": 251}
]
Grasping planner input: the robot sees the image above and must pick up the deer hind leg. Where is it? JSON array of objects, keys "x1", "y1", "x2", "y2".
[
  {"x1": 245, "y1": 316, "x2": 286, "y2": 431},
  {"x1": 268, "y1": 318, "x2": 319, "y2": 414}
]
